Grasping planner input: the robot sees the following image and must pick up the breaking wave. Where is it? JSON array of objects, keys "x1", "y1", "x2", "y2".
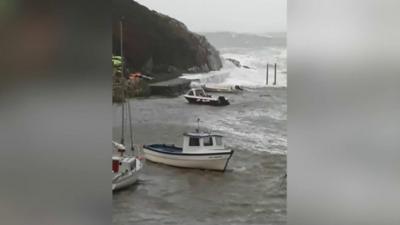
[{"x1": 181, "y1": 46, "x2": 287, "y2": 88}]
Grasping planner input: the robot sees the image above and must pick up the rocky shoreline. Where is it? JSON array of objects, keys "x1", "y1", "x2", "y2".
[{"x1": 112, "y1": 0, "x2": 223, "y2": 96}]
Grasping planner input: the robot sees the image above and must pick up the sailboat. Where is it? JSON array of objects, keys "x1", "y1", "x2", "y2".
[
  {"x1": 112, "y1": 141, "x2": 143, "y2": 191},
  {"x1": 112, "y1": 18, "x2": 144, "y2": 192}
]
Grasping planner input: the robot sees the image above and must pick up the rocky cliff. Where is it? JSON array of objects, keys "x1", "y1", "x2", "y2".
[{"x1": 112, "y1": 0, "x2": 222, "y2": 80}]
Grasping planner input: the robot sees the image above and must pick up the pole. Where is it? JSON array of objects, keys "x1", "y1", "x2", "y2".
[
  {"x1": 127, "y1": 99, "x2": 134, "y2": 152},
  {"x1": 273, "y1": 63, "x2": 277, "y2": 85},
  {"x1": 266, "y1": 63, "x2": 269, "y2": 85},
  {"x1": 120, "y1": 18, "x2": 125, "y2": 145},
  {"x1": 121, "y1": 89, "x2": 125, "y2": 144},
  {"x1": 120, "y1": 18, "x2": 125, "y2": 78}
]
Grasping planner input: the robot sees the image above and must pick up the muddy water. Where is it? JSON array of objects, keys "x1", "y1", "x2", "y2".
[{"x1": 112, "y1": 87, "x2": 287, "y2": 225}]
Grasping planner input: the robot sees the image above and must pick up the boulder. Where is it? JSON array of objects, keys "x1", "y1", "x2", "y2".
[
  {"x1": 226, "y1": 58, "x2": 242, "y2": 68},
  {"x1": 142, "y1": 57, "x2": 153, "y2": 73},
  {"x1": 112, "y1": 0, "x2": 222, "y2": 78}
]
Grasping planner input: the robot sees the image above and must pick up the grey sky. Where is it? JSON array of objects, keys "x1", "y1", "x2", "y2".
[{"x1": 136, "y1": 0, "x2": 286, "y2": 33}]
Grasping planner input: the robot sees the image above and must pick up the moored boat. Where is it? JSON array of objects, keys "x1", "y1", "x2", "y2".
[
  {"x1": 143, "y1": 129, "x2": 234, "y2": 171},
  {"x1": 202, "y1": 84, "x2": 243, "y2": 93},
  {"x1": 112, "y1": 142, "x2": 144, "y2": 191},
  {"x1": 112, "y1": 18, "x2": 144, "y2": 192},
  {"x1": 183, "y1": 87, "x2": 230, "y2": 106}
]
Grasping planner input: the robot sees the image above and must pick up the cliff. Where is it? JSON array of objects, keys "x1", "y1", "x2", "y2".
[{"x1": 112, "y1": 0, "x2": 222, "y2": 81}]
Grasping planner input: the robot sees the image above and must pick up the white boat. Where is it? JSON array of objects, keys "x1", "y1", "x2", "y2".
[
  {"x1": 112, "y1": 19, "x2": 144, "y2": 192},
  {"x1": 112, "y1": 142, "x2": 144, "y2": 191},
  {"x1": 202, "y1": 84, "x2": 243, "y2": 93},
  {"x1": 183, "y1": 88, "x2": 230, "y2": 106},
  {"x1": 143, "y1": 129, "x2": 234, "y2": 171}
]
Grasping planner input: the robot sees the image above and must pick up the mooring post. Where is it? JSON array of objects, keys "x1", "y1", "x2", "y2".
[
  {"x1": 273, "y1": 63, "x2": 277, "y2": 85},
  {"x1": 266, "y1": 63, "x2": 269, "y2": 85}
]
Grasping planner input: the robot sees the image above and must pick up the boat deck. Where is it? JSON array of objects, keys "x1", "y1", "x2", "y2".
[{"x1": 144, "y1": 144, "x2": 183, "y2": 153}]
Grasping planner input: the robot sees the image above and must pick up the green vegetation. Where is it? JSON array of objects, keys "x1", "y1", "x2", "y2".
[{"x1": 112, "y1": 55, "x2": 150, "y2": 103}]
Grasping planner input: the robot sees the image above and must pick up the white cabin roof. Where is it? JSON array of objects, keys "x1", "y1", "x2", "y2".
[
  {"x1": 112, "y1": 141, "x2": 126, "y2": 150},
  {"x1": 112, "y1": 155, "x2": 136, "y2": 163},
  {"x1": 112, "y1": 156, "x2": 121, "y2": 161},
  {"x1": 189, "y1": 87, "x2": 205, "y2": 91},
  {"x1": 183, "y1": 132, "x2": 223, "y2": 138}
]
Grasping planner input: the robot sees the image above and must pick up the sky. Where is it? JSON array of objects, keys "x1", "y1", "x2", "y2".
[{"x1": 136, "y1": 0, "x2": 286, "y2": 33}]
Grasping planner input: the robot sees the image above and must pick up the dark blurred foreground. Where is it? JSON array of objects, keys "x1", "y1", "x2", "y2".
[
  {"x1": 0, "y1": 1, "x2": 111, "y2": 225},
  {"x1": 289, "y1": 1, "x2": 400, "y2": 225}
]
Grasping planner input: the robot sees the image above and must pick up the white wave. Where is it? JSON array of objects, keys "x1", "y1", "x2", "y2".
[
  {"x1": 200, "y1": 106, "x2": 287, "y2": 155},
  {"x1": 181, "y1": 47, "x2": 287, "y2": 88}
]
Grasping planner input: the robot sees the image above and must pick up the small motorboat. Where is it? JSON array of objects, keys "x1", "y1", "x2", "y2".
[
  {"x1": 112, "y1": 141, "x2": 144, "y2": 191},
  {"x1": 143, "y1": 129, "x2": 234, "y2": 171},
  {"x1": 202, "y1": 84, "x2": 243, "y2": 93},
  {"x1": 183, "y1": 88, "x2": 230, "y2": 106}
]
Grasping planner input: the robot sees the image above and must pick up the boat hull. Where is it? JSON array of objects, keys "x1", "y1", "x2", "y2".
[
  {"x1": 143, "y1": 146, "x2": 233, "y2": 171},
  {"x1": 112, "y1": 171, "x2": 138, "y2": 191},
  {"x1": 184, "y1": 96, "x2": 229, "y2": 106},
  {"x1": 112, "y1": 159, "x2": 143, "y2": 191},
  {"x1": 203, "y1": 86, "x2": 241, "y2": 94}
]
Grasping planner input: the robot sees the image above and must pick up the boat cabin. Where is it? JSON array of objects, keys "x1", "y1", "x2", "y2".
[
  {"x1": 112, "y1": 156, "x2": 137, "y2": 173},
  {"x1": 186, "y1": 88, "x2": 209, "y2": 97},
  {"x1": 112, "y1": 141, "x2": 136, "y2": 173},
  {"x1": 182, "y1": 132, "x2": 225, "y2": 152},
  {"x1": 112, "y1": 141, "x2": 127, "y2": 156}
]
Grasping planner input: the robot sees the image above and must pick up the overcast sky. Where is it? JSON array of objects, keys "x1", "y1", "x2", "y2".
[{"x1": 136, "y1": 0, "x2": 286, "y2": 33}]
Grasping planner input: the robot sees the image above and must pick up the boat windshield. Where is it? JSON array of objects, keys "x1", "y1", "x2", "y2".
[
  {"x1": 203, "y1": 136, "x2": 213, "y2": 146},
  {"x1": 194, "y1": 89, "x2": 205, "y2": 97},
  {"x1": 215, "y1": 136, "x2": 223, "y2": 146},
  {"x1": 130, "y1": 160, "x2": 136, "y2": 170},
  {"x1": 189, "y1": 137, "x2": 200, "y2": 146}
]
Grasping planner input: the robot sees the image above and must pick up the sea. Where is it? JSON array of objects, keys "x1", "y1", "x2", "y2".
[
  {"x1": 113, "y1": 32, "x2": 287, "y2": 225},
  {"x1": 182, "y1": 32, "x2": 287, "y2": 88}
]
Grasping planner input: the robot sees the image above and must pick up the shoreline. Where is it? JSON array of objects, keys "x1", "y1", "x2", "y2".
[{"x1": 112, "y1": 78, "x2": 288, "y2": 103}]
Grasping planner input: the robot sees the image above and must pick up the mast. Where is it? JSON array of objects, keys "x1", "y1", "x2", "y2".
[
  {"x1": 127, "y1": 99, "x2": 134, "y2": 152},
  {"x1": 119, "y1": 17, "x2": 134, "y2": 152},
  {"x1": 120, "y1": 17, "x2": 125, "y2": 145}
]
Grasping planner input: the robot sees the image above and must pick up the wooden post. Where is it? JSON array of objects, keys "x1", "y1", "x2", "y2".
[
  {"x1": 273, "y1": 63, "x2": 277, "y2": 85},
  {"x1": 266, "y1": 63, "x2": 269, "y2": 85}
]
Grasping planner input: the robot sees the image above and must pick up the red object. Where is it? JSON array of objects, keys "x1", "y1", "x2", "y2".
[
  {"x1": 112, "y1": 160, "x2": 119, "y2": 173},
  {"x1": 129, "y1": 72, "x2": 141, "y2": 80}
]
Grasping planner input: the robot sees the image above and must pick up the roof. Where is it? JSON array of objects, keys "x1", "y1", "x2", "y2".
[
  {"x1": 112, "y1": 156, "x2": 121, "y2": 160},
  {"x1": 112, "y1": 141, "x2": 126, "y2": 150},
  {"x1": 189, "y1": 87, "x2": 205, "y2": 91},
  {"x1": 112, "y1": 156, "x2": 137, "y2": 163},
  {"x1": 183, "y1": 132, "x2": 223, "y2": 138}
]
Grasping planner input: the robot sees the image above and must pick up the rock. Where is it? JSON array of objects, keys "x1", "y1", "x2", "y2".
[
  {"x1": 226, "y1": 58, "x2": 242, "y2": 68},
  {"x1": 207, "y1": 54, "x2": 222, "y2": 71},
  {"x1": 201, "y1": 64, "x2": 209, "y2": 72},
  {"x1": 142, "y1": 57, "x2": 153, "y2": 72},
  {"x1": 112, "y1": 0, "x2": 222, "y2": 78},
  {"x1": 187, "y1": 66, "x2": 202, "y2": 73}
]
